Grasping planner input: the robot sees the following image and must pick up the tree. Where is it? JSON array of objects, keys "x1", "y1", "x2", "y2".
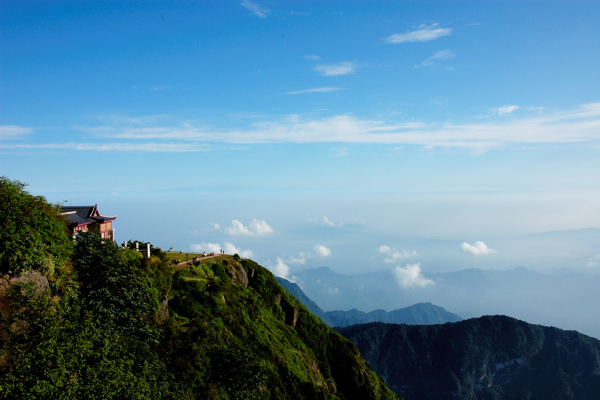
[
  {"x1": 72, "y1": 231, "x2": 156, "y2": 339},
  {"x1": 0, "y1": 176, "x2": 72, "y2": 276}
]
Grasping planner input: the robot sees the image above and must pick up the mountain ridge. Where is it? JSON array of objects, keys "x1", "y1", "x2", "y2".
[
  {"x1": 291, "y1": 265, "x2": 600, "y2": 339},
  {"x1": 275, "y1": 277, "x2": 461, "y2": 327},
  {"x1": 336, "y1": 315, "x2": 600, "y2": 399}
]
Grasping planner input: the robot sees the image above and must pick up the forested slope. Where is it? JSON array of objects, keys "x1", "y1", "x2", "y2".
[{"x1": 337, "y1": 317, "x2": 600, "y2": 400}]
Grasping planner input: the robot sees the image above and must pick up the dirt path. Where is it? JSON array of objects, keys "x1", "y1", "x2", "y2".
[{"x1": 168, "y1": 254, "x2": 232, "y2": 270}]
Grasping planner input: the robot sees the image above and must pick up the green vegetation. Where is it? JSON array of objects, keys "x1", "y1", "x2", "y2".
[
  {"x1": 0, "y1": 176, "x2": 73, "y2": 276},
  {"x1": 0, "y1": 177, "x2": 400, "y2": 400}
]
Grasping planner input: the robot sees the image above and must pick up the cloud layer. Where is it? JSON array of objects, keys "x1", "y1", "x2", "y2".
[
  {"x1": 7, "y1": 103, "x2": 600, "y2": 153},
  {"x1": 0, "y1": 142, "x2": 207, "y2": 152},
  {"x1": 0, "y1": 125, "x2": 33, "y2": 140}
]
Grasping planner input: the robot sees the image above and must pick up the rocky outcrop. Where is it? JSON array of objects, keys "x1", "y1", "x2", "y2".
[
  {"x1": 0, "y1": 270, "x2": 49, "y2": 318},
  {"x1": 157, "y1": 299, "x2": 169, "y2": 323},
  {"x1": 285, "y1": 306, "x2": 298, "y2": 328},
  {"x1": 225, "y1": 263, "x2": 249, "y2": 288},
  {"x1": 0, "y1": 270, "x2": 50, "y2": 366}
]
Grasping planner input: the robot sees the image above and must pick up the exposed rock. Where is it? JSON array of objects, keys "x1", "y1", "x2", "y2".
[
  {"x1": 225, "y1": 263, "x2": 249, "y2": 288},
  {"x1": 236, "y1": 264, "x2": 249, "y2": 288},
  {"x1": 157, "y1": 299, "x2": 169, "y2": 323},
  {"x1": 0, "y1": 270, "x2": 50, "y2": 367},
  {"x1": 0, "y1": 270, "x2": 49, "y2": 317},
  {"x1": 285, "y1": 306, "x2": 298, "y2": 328},
  {"x1": 275, "y1": 293, "x2": 282, "y2": 305},
  {"x1": 221, "y1": 295, "x2": 226, "y2": 304},
  {"x1": 311, "y1": 360, "x2": 323, "y2": 387}
]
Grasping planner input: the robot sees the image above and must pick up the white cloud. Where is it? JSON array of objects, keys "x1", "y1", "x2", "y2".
[
  {"x1": 289, "y1": 276, "x2": 303, "y2": 288},
  {"x1": 249, "y1": 218, "x2": 273, "y2": 235},
  {"x1": 224, "y1": 219, "x2": 273, "y2": 236},
  {"x1": 191, "y1": 242, "x2": 254, "y2": 258},
  {"x1": 211, "y1": 222, "x2": 220, "y2": 230},
  {"x1": 314, "y1": 245, "x2": 332, "y2": 257},
  {"x1": 383, "y1": 23, "x2": 452, "y2": 44},
  {"x1": 225, "y1": 220, "x2": 251, "y2": 235},
  {"x1": 393, "y1": 263, "x2": 434, "y2": 288},
  {"x1": 461, "y1": 241, "x2": 497, "y2": 256},
  {"x1": 304, "y1": 55, "x2": 321, "y2": 60},
  {"x1": 314, "y1": 62, "x2": 356, "y2": 76},
  {"x1": 492, "y1": 105, "x2": 521, "y2": 116},
  {"x1": 190, "y1": 242, "x2": 220, "y2": 253},
  {"x1": 379, "y1": 245, "x2": 392, "y2": 253},
  {"x1": 224, "y1": 242, "x2": 254, "y2": 258},
  {"x1": 380, "y1": 246, "x2": 418, "y2": 263},
  {"x1": 152, "y1": 85, "x2": 171, "y2": 91},
  {"x1": 326, "y1": 286, "x2": 339, "y2": 294},
  {"x1": 271, "y1": 257, "x2": 290, "y2": 279},
  {"x1": 420, "y1": 50, "x2": 455, "y2": 67},
  {"x1": 386, "y1": 251, "x2": 419, "y2": 263},
  {"x1": 309, "y1": 216, "x2": 343, "y2": 227},
  {"x1": 0, "y1": 125, "x2": 33, "y2": 140},
  {"x1": 586, "y1": 254, "x2": 600, "y2": 268},
  {"x1": 286, "y1": 87, "x2": 344, "y2": 95},
  {"x1": 241, "y1": 0, "x2": 269, "y2": 18},
  {"x1": 285, "y1": 255, "x2": 306, "y2": 265}
]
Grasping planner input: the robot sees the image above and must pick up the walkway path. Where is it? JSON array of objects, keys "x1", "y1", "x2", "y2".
[{"x1": 169, "y1": 253, "x2": 231, "y2": 269}]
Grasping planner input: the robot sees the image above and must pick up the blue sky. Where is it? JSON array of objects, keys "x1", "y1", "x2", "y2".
[{"x1": 2, "y1": 1, "x2": 600, "y2": 277}]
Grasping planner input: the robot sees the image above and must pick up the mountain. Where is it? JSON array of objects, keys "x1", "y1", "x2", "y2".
[
  {"x1": 2, "y1": 250, "x2": 401, "y2": 399},
  {"x1": 337, "y1": 316, "x2": 600, "y2": 400},
  {"x1": 0, "y1": 177, "x2": 400, "y2": 400},
  {"x1": 292, "y1": 266, "x2": 600, "y2": 339},
  {"x1": 276, "y1": 277, "x2": 461, "y2": 328},
  {"x1": 326, "y1": 303, "x2": 461, "y2": 327}
]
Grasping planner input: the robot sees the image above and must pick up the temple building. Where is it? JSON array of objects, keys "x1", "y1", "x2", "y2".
[{"x1": 61, "y1": 204, "x2": 116, "y2": 241}]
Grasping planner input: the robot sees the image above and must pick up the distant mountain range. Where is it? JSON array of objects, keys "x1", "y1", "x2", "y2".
[
  {"x1": 290, "y1": 266, "x2": 600, "y2": 339},
  {"x1": 325, "y1": 304, "x2": 461, "y2": 327},
  {"x1": 337, "y1": 316, "x2": 600, "y2": 400},
  {"x1": 276, "y1": 277, "x2": 461, "y2": 327}
]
